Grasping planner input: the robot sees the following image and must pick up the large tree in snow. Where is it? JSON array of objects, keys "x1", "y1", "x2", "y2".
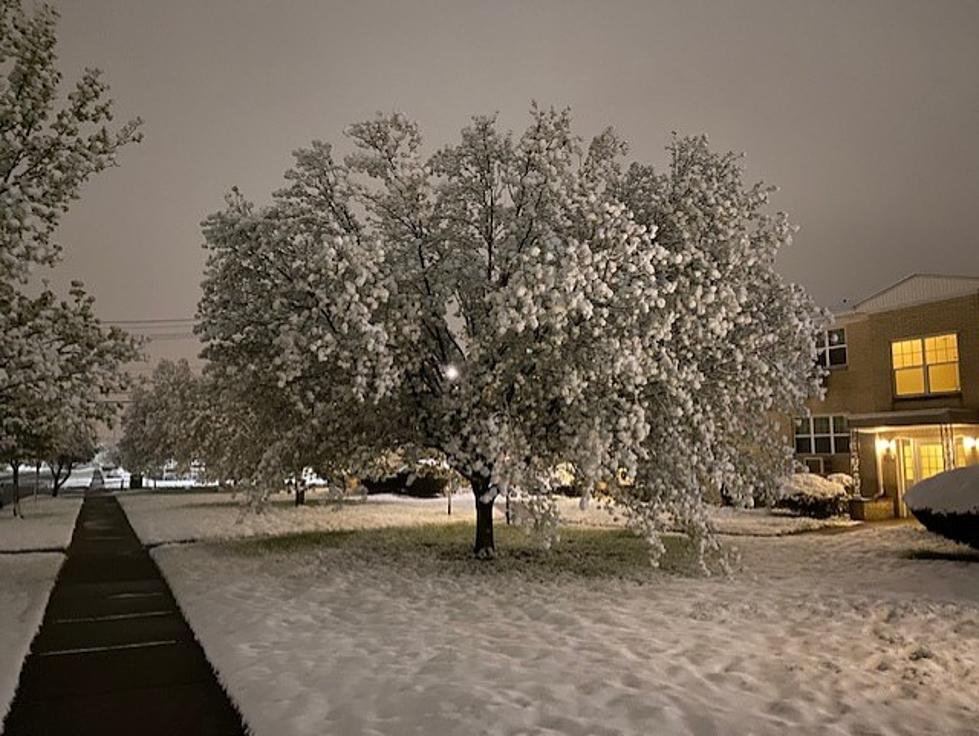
[
  {"x1": 0, "y1": 0, "x2": 141, "y2": 513},
  {"x1": 199, "y1": 107, "x2": 824, "y2": 561}
]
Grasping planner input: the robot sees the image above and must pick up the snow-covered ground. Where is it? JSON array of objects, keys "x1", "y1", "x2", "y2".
[
  {"x1": 118, "y1": 490, "x2": 853, "y2": 546},
  {"x1": 0, "y1": 554, "x2": 64, "y2": 723},
  {"x1": 152, "y1": 523, "x2": 978, "y2": 736},
  {"x1": 0, "y1": 495, "x2": 82, "y2": 551}
]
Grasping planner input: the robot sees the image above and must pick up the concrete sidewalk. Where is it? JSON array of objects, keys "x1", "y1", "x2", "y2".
[{"x1": 2, "y1": 494, "x2": 246, "y2": 735}]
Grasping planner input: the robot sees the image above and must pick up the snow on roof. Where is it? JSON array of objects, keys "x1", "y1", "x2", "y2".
[
  {"x1": 905, "y1": 465, "x2": 979, "y2": 515},
  {"x1": 838, "y1": 273, "x2": 979, "y2": 315}
]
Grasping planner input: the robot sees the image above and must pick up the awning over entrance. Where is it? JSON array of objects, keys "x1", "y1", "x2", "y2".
[{"x1": 848, "y1": 407, "x2": 979, "y2": 429}]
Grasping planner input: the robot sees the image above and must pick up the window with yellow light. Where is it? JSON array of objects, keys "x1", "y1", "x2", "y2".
[{"x1": 891, "y1": 334, "x2": 960, "y2": 396}]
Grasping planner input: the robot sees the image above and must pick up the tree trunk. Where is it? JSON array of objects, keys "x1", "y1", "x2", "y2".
[
  {"x1": 472, "y1": 476, "x2": 496, "y2": 559},
  {"x1": 447, "y1": 490, "x2": 452, "y2": 516},
  {"x1": 50, "y1": 463, "x2": 60, "y2": 498},
  {"x1": 12, "y1": 463, "x2": 21, "y2": 518},
  {"x1": 505, "y1": 491, "x2": 512, "y2": 525},
  {"x1": 295, "y1": 486, "x2": 306, "y2": 506},
  {"x1": 33, "y1": 461, "x2": 40, "y2": 502}
]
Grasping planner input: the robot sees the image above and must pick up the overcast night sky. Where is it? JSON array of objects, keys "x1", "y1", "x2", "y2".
[{"x1": 47, "y1": 0, "x2": 979, "y2": 364}]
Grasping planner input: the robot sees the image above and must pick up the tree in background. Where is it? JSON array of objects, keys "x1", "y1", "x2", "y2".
[
  {"x1": 44, "y1": 417, "x2": 98, "y2": 496},
  {"x1": 198, "y1": 107, "x2": 824, "y2": 562},
  {"x1": 117, "y1": 359, "x2": 199, "y2": 481},
  {"x1": 0, "y1": 0, "x2": 141, "y2": 514}
]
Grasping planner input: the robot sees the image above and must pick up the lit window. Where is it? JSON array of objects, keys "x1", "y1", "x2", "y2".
[
  {"x1": 794, "y1": 415, "x2": 849, "y2": 455},
  {"x1": 816, "y1": 328, "x2": 847, "y2": 368},
  {"x1": 918, "y1": 443, "x2": 945, "y2": 480},
  {"x1": 891, "y1": 334, "x2": 959, "y2": 396}
]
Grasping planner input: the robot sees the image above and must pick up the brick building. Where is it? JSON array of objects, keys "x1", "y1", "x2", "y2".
[{"x1": 793, "y1": 274, "x2": 979, "y2": 518}]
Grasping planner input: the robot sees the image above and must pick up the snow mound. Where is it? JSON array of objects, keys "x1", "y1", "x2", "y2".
[
  {"x1": 905, "y1": 466, "x2": 979, "y2": 515},
  {"x1": 826, "y1": 473, "x2": 854, "y2": 490}
]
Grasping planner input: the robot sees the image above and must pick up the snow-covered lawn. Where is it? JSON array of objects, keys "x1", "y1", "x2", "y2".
[
  {"x1": 0, "y1": 554, "x2": 64, "y2": 723},
  {"x1": 0, "y1": 495, "x2": 82, "y2": 551},
  {"x1": 118, "y1": 490, "x2": 853, "y2": 546},
  {"x1": 153, "y1": 522, "x2": 978, "y2": 736}
]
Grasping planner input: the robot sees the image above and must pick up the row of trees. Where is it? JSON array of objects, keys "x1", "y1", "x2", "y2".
[
  {"x1": 1, "y1": 0, "x2": 140, "y2": 514},
  {"x1": 187, "y1": 106, "x2": 826, "y2": 562}
]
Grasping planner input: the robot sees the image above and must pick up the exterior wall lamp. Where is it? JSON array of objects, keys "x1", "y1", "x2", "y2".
[{"x1": 875, "y1": 438, "x2": 896, "y2": 455}]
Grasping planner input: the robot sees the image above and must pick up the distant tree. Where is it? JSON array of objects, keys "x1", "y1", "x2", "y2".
[
  {"x1": 199, "y1": 107, "x2": 824, "y2": 562},
  {"x1": 1, "y1": 284, "x2": 137, "y2": 515},
  {"x1": 45, "y1": 418, "x2": 98, "y2": 496},
  {"x1": 117, "y1": 359, "x2": 199, "y2": 479}
]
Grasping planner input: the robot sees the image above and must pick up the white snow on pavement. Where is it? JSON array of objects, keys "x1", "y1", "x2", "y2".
[
  {"x1": 0, "y1": 554, "x2": 64, "y2": 724},
  {"x1": 153, "y1": 524, "x2": 978, "y2": 736},
  {"x1": 0, "y1": 496, "x2": 82, "y2": 551}
]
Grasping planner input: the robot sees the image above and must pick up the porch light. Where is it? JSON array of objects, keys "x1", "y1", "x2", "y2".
[
  {"x1": 443, "y1": 363, "x2": 460, "y2": 382},
  {"x1": 875, "y1": 438, "x2": 896, "y2": 455},
  {"x1": 964, "y1": 436, "x2": 978, "y2": 451}
]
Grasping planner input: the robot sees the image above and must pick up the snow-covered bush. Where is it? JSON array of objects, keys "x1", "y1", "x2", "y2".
[
  {"x1": 777, "y1": 473, "x2": 851, "y2": 518},
  {"x1": 197, "y1": 107, "x2": 825, "y2": 563},
  {"x1": 906, "y1": 466, "x2": 979, "y2": 549},
  {"x1": 827, "y1": 473, "x2": 854, "y2": 491}
]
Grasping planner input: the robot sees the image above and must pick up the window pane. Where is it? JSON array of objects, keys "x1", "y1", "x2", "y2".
[
  {"x1": 815, "y1": 331, "x2": 828, "y2": 349},
  {"x1": 834, "y1": 436, "x2": 850, "y2": 454},
  {"x1": 794, "y1": 417, "x2": 810, "y2": 436},
  {"x1": 895, "y1": 367, "x2": 925, "y2": 396},
  {"x1": 919, "y1": 444, "x2": 944, "y2": 480},
  {"x1": 812, "y1": 416, "x2": 831, "y2": 435},
  {"x1": 795, "y1": 437, "x2": 813, "y2": 454},
  {"x1": 814, "y1": 437, "x2": 832, "y2": 454},
  {"x1": 832, "y1": 416, "x2": 847, "y2": 433},
  {"x1": 828, "y1": 328, "x2": 845, "y2": 346},
  {"x1": 891, "y1": 339, "x2": 923, "y2": 369},
  {"x1": 828, "y1": 346, "x2": 847, "y2": 366},
  {"x1": 928, "y1": 362, "x2": 960, "y2": 393},
  {"x1": 925, "y1": 334, "x2": 958, "y2": 364}
]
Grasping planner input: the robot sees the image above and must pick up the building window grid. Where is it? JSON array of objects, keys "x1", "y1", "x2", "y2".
[
  {"x1": 918, "y1": 444, "x2": 945, "y2": 480},
  {"x1": 891, "y1": 333, "x2": 960, "y2": 396},
  {"x1": 817, "y1": 328, "x2": 847, "y2": 368},
  {"x1": 794, "y1": 415, "x2": 850, "y2": 455}
]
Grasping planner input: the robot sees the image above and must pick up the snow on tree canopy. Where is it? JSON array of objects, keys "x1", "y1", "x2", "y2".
[
  {"x1": 906, "y1": 466, "x2": 979, "y2": 516},
  {"x1": 197, "y1": 105, "x2": 826, "y2": 564}
]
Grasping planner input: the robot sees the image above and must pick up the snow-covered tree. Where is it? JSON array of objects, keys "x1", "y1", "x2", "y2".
[
  {"x1": 0, "y1": 0, "x2": 141, "y2": 281},
  {"x1": 117, "y1": 359, "x2": 200, "y2": 479},
  {"x1": 44, "y1": 417, "x2": 98, "y2": 496},
  {"x1": 199, "y1": 106, "x2": 824, "y2": 561},
  {"x1": 1, "y1": 0, "x2": 141, "y2": 515},
  {"x1": 1, "y1": 283, "x2": 137, "y2": 514}
]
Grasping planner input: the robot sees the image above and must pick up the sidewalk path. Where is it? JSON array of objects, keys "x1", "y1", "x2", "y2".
[{"x1": 2, "y1": 494, "x2": 246, "y2": 735}]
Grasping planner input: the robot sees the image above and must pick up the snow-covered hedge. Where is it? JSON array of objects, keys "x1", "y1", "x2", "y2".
[
  {"x1": 905, "y1": 466, "x2": 979, "y2": 549},
  {"x1": 826, "y1": 473, "x2": 854, "y2": 491},
  {"x1": 776, "y1": 473, "x2": 851, "y2": 518}
]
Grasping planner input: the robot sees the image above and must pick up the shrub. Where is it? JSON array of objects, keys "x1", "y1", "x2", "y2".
[
  {"x1": 905, "y1": 466, "x2": 979, "y2": 549},
  {"x1": 776, "y1": 473, "x2": 851, "y2": 518}
]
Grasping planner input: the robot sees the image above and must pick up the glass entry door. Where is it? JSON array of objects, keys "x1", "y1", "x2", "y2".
[{"x1": 895, "y1": 439, "x2": 946, "y2": 519}]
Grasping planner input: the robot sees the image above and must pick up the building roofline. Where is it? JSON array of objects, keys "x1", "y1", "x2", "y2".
[{"x1": 830, "y1": 272, "x2": 979, "y2": 317}]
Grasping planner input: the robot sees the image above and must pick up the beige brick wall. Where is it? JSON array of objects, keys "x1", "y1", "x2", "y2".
[{"x1": 811, "y1": 292, "x2": 979, "y2": 415}]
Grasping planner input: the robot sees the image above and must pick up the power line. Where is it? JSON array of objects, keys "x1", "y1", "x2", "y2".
[{"x1": 103, "y1": 317, "x2": 196, "y2": 325}]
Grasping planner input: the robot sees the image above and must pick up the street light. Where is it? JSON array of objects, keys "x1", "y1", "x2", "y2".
[{"x1": 444, "y1": 363, "x2": 460, "y2": 382}]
